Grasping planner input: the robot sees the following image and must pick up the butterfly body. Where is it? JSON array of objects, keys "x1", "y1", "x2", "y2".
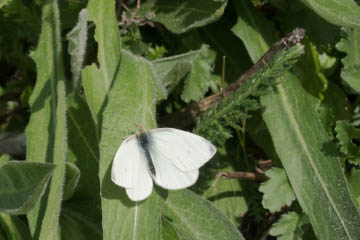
[{"x1": 136, "y1": 131, "x2": 156, "y2": 177}]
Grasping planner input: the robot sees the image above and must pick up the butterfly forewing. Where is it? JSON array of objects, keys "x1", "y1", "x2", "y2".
[
  {"x1": 148, "y1": 128, "x2": 216, "y2": 172},
  {"x1": 111, "y1": 135, "x2": 144, "y2": 189}
]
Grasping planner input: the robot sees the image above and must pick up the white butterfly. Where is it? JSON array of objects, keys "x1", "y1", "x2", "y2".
[{"x1": 111, "y1": 128, "x2": 217, "y2": 201}]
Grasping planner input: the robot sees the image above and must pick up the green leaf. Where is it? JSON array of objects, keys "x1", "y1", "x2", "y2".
[
  {"x1": 259, "y1": 168, "x2": 296, "y2": 213},
  {"x1": 162, "y1": 217, "x2": 180, "y2": 240},
  {"x1": 63, "y1": 162, "x2": 80, "y2": 201},
  {"x1": 0, "y1": 213, "x2": 32, "y2": 240},
  {"x1": 66, "y1": 8, "x2": 88, "y2": 92},
  {"x1": 153, "y1": 44, "x2": 216, "y2": 102},
  {"x1": 335, "y1": 120, "x2": 360, "y2": 165},
  {"x1": 269, "y1": 212, "x2": 302, "y2": 240},
  {"x1": 164, "y1": 190, "x2": 245, "y2": 240},
  {"x1": 294, "y1": 40, "x2": 352, "y2": 131},
  {"x1": 232, "y1": 0, "x2": 276, "y2": 62},
  {"x1": 82, "y1": 0, "x2": 121, "y2": 121},
  {"x1": 152, "y1": 51, "x2": 197, "y2": 95},
  {"x1": 346, "y1": 169, "x2": 360, "y2": 210},
  {"x1": 59, "y1": 201, "x2": 102, "y2": 240},
  {"x1": 202, "y1": 146, "x2": 248, "y2": 226},
  {"x1": 98, "y1": 50, "x2": 165, "y2": 239},
  {"x1": 317, "y1": 82, "x2": 352, "y2": 133},
  {"x1": 182, "y1": 44, "x2": 216, "y2": 103},
  {"x1": 336, "y1": 27, "x2": 360, "y2": 94},
  {"x1": 201, "y1": 17, "x2": 252, "y2": 81},
  {"x1": 25, "y1": 0, "x2": 68, "y2": 239},
  {"x1": 67, "y1": 93, "x2": 100, "y2": 199},
  {"x1": 138, "y1": 0, "x2": 228, "y2": 34},
  {"x1": 0, "y1": 154, "x2": 11, "y2": 166},
  {"x1": 64, "y1": 95, "x2": 102, "y2": 239},
  {"x1": 0, "y1": 0, "x2": 12, "y2": 9},
  {"x1": 296, "y1": 40, "x2": 327, "y2": 100},
  {"x1": 0, "y1": 161, "x2": 55, "y2": 214},
  {"x1": 299, "y1": 0, "x2": 360, "y2": 28},
  {"x1": 261, "y1": 72, "x2": 360, "y2": 240},
  {"x1": 233, "y1": 2, "x2": 360, "y2": 238}
]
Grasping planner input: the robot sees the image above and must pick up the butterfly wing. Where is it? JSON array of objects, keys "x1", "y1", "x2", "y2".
[
  {"x1": 111, "y1": 134, "x2": 153, "y2": 201},
  {"x1": 148, "y1": 128, "x2": 216, "y2": 172},
  {"x1": 111, "y1": 135, "x2": 145, "y2": 188},
  {"x1": 125, "y1": 160, "x2": 153, "y2": 201},
  {"x1": 150, "y1": 148, "x2": 199, "y2": 190}
]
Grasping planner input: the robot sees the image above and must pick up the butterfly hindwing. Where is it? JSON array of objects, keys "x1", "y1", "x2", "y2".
[{"x1": 150, "y1": 145, "x2": 199, "y2": 190}]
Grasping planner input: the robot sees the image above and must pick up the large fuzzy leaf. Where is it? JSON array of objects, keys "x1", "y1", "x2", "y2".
[
  {"x1": 0, "y1": 160, "x2": 55, "y2": 215},
  {"x1": 181, "y1": 44, "x2": 215, "y2": 103},
  {"x1": 66, "y1": 93, "x2": 100, "y2": 198},
  {"x1": 138, "y1": 0, "x2": 228, "y2": 34},
  {"x1": 66, "y1": 9, "x2": 88, "y2": 92},
  {"x1": 97, "y1": 50, "x2": 165, "y2": 240},
  {"x1": 0, "y1": 213, "x2": 32, "y2": 240},
  {"x1": 262, "y1": 72, "x2": 360, "y2": 239},
  {"x1": 163, "y1": 190, "x2": 244, "y2": 240},
  {"x1": 153, "y1": 45, "x2": 216, "y2": 101},
  {"x1": 25, "y1": 0, "x2": 68, "y2": 239},
  {"x1": 233, "y1": 2, "x2": 360, "y2": 239},
  {"x1": 299, "y1": 0, "x2": 360, "y2": 28},
  {"x1": 81, "y1": 0, "x2": 121, "y2": 122}
]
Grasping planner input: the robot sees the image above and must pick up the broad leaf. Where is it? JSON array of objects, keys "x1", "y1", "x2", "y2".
[
  {"x1": 152, "y1": 50, "x2": 198, "y2": 94},
  {"x1": 138, "y1": 0, "x2": 228, "y2": 34},
  {"x1": 202, "y1": 146, "x2": 248, "y2": 226},
  {"x1": 25, "y1": 0, "x2": 68, "y2": 239},
  {"x1": 0, "y1": 161, "x2": 55, "y2": 214},
  {"x1": 63, "y1": 162, "x2": 80, "y2": 201},
  {"x1": 0, "y1": 0, "x2": 12, "y2": 9},
  {"x1": 296, "y1": 40, "x2": 327, "y2": 99},
  {"x1": 181, "y1": 44, "x2": 215, "y2": 103},
  {"x1": 59, "y1": 201, "x2": 102, "y2": 240},
  {"x1": 234, "y1": 2, "x2": 360, "y2": 239},
  {"x1": 336, "y1": 27, "x2": 360, "y2": 94},
  {"x1": 153, "y1": 45, "x2": 216, "y2": 101},
  {"x1": 66, "y1": 8, "x2": 88, "y2": 92},
  {"x1": 262, "y1": 72, "x2": 360, "y2": 239},
  {"x1": 0, "y1": 213, "x2": 32, "y2": 240},
  {"x1": 299, "y1": 0, "x2": 360, "y2": 28},
  {"x1": 98, "y1": 50, "x2": 165, "y2": 239},
  {"x1": 232, "y1": 0, "x2": 276, "y2": 62},
  {"x1": 346, "y1": 169, "x2": 360, "y2": 210},
  {"x1": 82, "y1": 0, "x2": 121, "y2": 121},
  {"x1": 163, "y1": 190, "x2": 245, "y2": 240},
  {"x1": 67, "y1": 93, "x2": 100, "y2": 199},
  {"x1": 201, "y1": 11, "x2": 253, "y2": 82},
  {"x1": 259, "y1": 168, "x2": 296, "y2": 213}
]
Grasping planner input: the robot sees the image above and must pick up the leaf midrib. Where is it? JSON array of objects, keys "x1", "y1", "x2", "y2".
[{"x1": 277, "y1": 84, "x2": 351, "y2": 239}]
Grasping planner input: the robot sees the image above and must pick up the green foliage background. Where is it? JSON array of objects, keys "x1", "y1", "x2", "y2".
[{"x1": 0, "y1": 0, "x2": 360, "y2": 239}]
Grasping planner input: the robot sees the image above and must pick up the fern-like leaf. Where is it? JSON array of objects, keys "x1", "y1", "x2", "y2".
[{"x1": 195, "y1": 45, "x2": 304, "y2": 145}]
